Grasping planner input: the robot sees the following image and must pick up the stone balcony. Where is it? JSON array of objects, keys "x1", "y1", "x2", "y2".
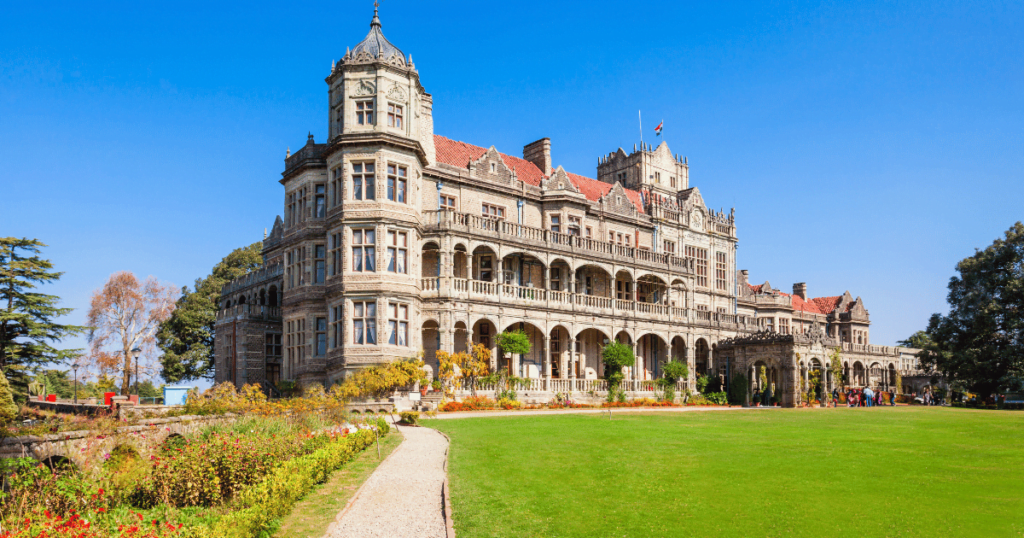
[
  {"x1": 421, "y1": 210, "x2": 698, "y2": 274},
  {"x1": 216, "y1": 304, "x2": 283, "y2": 322},
  {"x1": 421, "y1": 276, "x2": 757, "y2": 331}
]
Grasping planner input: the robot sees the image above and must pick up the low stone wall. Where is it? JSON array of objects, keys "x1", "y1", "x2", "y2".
[{"x1": 1, "y1": 414, "x2": 233, "y2": 468}]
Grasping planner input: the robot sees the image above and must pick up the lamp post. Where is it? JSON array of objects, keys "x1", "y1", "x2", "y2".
[
  {"x1": 71, "y1": 357, "x2": 81, "y2": 405},
  {"x1": 131, "y1": 347, "x2": 142, "y2": 398}
]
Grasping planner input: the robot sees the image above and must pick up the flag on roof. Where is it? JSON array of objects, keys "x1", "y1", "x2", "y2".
[{"x1": 654, "y1": 120, "x2": 663, "y2": 136}]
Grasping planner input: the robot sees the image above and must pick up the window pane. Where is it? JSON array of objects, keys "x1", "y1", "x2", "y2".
[
  {"x1": 366, "y1": 163, "x2": 374, "y2": 172},
  {"x1": 399, "y1": 322, "x2": 407, "y2": 346},
  {"x1": 354, "y1": 178, "x2": 362, "y2": 200},
  {"x1": 387, "y1": 248, "x2": 395, "y2": 272},
  {"x1": 366, "y1": 247, "x2": 375, "y2": 271},
  {"x1": 389, "y1": 321, "x2": 397, "y2": 345},
  {"x1": 353, "y1": 163, "x2": 362, "y2": 173},
  {"x1": 354, "y1": 302, "x2": 363, "y2": 317},
  {"x1": 354, "y1": 320, "x2": 364, "y2": 344},
  {"x1": 353, "y1": 230, "x2": 362, "y2": 244},
  {"x1": 353, "y1": 249, "x2": 362, "y2": 271},
  {"x1": 367, "y1": 320, "x2": 376, "y2": 344},
  {"x1": 365, "y1": 177, "x2": 375, "y2": 199},
  {"x1": 367, "y1": 303, "x2": 376, "y2": 317},
  {"x1": 365, "y1": 230, "x2": 375, "y2": 243}
]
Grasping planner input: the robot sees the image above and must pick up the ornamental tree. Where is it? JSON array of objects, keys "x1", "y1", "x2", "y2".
[
  {"x1": 497, "y1": 330, "x2": 531, "y2": 367},
  {"x1": 86, "y1": 272, "x2": 178, "y2": 395},
  {"x1": 920, "y1": 222, "x2": 1024, "y2": 401},
  {"x1": 601, "y1": 342, "x2": 634, "y2": 388},
  {"x1": 157, "y1": 241, "x2": 262, "y2": 383}
]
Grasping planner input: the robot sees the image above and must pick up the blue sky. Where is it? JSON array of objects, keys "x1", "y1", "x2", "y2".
[{"x1": 2, "y1": 0, "x2": 1022, "y2": 382}]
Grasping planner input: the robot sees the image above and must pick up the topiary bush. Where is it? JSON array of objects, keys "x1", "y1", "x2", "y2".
[{"x1": 728, "y1": 373, "x2": 747, "y2": 405}]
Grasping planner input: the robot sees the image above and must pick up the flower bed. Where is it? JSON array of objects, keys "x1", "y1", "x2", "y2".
[{"x1": 0, "y1": 383, "x2": 388, "y2": 538}]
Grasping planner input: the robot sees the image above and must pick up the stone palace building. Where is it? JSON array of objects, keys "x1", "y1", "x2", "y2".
[{"x1": 213, "y1": 7, "x2": 921, "y2": 406}]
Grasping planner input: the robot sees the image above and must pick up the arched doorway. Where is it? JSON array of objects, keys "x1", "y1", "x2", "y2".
[
  {"x1": 637, "y1": 333, "x2": 668, "y2": 380},
  {"x1": 454, "y1": 321, "x2": 468, "y2": 355},
  {"x1": 852, "y1": 361, "x2": 865, "y2": 386},
  {"x1": 695, "y1": 338, "x2": 710, "y2": 377},
  {"x1": 576, "y1": 328, "x2": 609, "y2": 379},
  {"x1": 501, "y1": 321, "x2": 545, "y2": 378},
  {"x1": 422, "y1": 320, "x2": 440, "y2": 377},
  {"x1": 549, "y1": 326, "x2": 571, "y2": 378}
]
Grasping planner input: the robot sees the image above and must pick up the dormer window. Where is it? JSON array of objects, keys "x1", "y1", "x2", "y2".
[
  {"x1": 387, "y1": 104, "x2": 403, "y2": 128},
  {"x1": 490, "y1": 163, "x2": 496, "y2": 173},
  {"x1": 356, "y1": 100, "x2": 374, "y2": 125}
]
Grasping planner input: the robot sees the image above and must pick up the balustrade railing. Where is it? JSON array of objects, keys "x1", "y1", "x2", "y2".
[
  {"x1": 423, "y1": 210, "x2": 700, "y2": 271},
  {"x1": 420, "y1": 278, "x2": 439, "y2": 291},
  {"x1": 453, "y1": 278, "x2": 469, "y2": 292}
]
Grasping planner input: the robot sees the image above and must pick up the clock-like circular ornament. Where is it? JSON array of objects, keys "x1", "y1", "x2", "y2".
[{"x1": 690, "y1": 210, "x2": 704, "y2": 231}]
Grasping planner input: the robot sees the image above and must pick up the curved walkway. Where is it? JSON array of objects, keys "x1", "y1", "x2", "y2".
[{"x1": 325, "y1": 425, "x2": 449, "y2": 538}]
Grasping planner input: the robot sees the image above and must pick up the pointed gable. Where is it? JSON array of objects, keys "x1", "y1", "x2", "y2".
[{"x1": 433, "y1": 135, "x2": 546, "y2": 186}]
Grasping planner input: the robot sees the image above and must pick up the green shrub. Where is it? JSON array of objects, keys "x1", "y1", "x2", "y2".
[
  {"x1": 728, "y1": 373, "x2": 747, "y2": 405},
  {"x1": 208, "y1": 429, "x2": 378, "y2": 538},
  {"x1": 399, "y1": 411, "x2": 419, "y2": 425},
  {"x1": 695, "y1": 374, "x2": 710, "y2": 393},
  {"x1": 0, "y1": 369, "x2": 19, "y2": 425},
  {"x1": 704, "y1": 391, "x2": 729, "y2": 405}
]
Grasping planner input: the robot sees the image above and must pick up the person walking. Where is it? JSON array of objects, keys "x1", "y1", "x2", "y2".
[
  {"x1": 832, "y1": 387, "x2": 839, "y2": 408},
  {"x1": 891, "y1": 390, "x2": 897, "y2": 406}
]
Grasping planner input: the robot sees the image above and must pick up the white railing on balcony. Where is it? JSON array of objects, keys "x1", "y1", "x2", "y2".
[
  {"x1": 420, "y1": 278, "x2": 438, "y2": 291},
  {"x1": 423, "y1": 210, "x2": 705, "y2": 270},
  {"x1": 576, "y1": 294, "x2": 613, "y2": 310},
  {"x1": 472, "y1": 280, "x2": 497, "y2": 295},
  {"x1": 454, "y1": 278, "x2": 469, "y2": 292},
  {"x1": 501, "y1": 284, "x2": 545, "y2": 302},
  {"x1": 637, "y1": 302, "x2": 669, "y2": 316},
  {"x1": 615, "y1": 299, "x2": 634, "y2": 311},
  {"x1": 549, "y1": 290, "x2": 572, "y2": 304}
]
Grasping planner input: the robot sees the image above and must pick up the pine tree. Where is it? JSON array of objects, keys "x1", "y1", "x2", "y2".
[{"x1": 0, "y1": 238, "x2": 85, "y2": 379}]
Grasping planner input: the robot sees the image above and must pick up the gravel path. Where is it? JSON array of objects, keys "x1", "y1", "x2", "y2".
[{"x1": 325, "y1": 425, "x2": 449, "y2": 538}]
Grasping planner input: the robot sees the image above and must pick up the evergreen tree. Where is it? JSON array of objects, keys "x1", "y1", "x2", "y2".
[
  {"x1": 0, "y1": 238, "x2": 85, "y2": 388},
  {"x1": 921, "y1": 222, "x2": 1024, "y2": 401},
  {"x1": 0, "y1": 369, "x2": 18, "y2": 425},
  {"x1": 157, "y1": 242, "x2": 263, "y2": 382}
]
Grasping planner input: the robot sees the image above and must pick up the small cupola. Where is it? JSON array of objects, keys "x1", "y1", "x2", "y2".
[{"x1": 344, "y1": 4, "x2": 407, "y2": 65}]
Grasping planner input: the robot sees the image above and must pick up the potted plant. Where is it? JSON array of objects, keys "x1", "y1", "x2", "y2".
[{"x1": 431, "y1": 380, "x2": 442, "y2": 393}]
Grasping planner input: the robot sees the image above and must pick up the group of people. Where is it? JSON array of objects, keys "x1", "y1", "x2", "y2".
[{"x1": 831, "y1": 387, "x2": 897, "y2": 407}]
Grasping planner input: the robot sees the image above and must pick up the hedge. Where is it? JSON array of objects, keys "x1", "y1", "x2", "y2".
[{"x1": 204, "y1": 424, "x2": 385, "y2": 537}]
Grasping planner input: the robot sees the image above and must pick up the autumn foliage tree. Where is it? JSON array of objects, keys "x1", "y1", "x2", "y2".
[{"x1": 86, "y1": 272, "x2": 177, "y2": 395}]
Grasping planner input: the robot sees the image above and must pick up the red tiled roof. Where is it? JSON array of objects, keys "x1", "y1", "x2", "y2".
[
  {"x1": 790, "y1": 294, "x2": 841, "y2": 315},
  {"x1": 748, "y1": 284, "x2": 763, "y2": 293},
  {"x1": 565, "y1": 172, "x2": 645, "y2": 213},
  {"x1": 433, "y1": 135, "x2": 546, "y2": 186},
  {"x1": 433, "y1": 135, "x2": 645, "y2": 213}
]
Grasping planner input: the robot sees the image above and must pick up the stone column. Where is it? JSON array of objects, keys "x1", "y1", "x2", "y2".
[{"x1": 543, "y1": 335, "x2": 551, "y2": 391}]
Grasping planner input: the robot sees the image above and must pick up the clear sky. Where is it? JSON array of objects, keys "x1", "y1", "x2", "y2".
[{"x1": 2, "y1": 0, "x2": 1022, "y2": 383}]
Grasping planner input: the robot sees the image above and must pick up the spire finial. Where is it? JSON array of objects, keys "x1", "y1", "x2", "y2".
[{"x1": 371, "y1": 0, "x2": 381, "y2": 27}]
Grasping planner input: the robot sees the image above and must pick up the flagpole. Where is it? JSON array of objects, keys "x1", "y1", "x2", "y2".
[{"x1": 639, "y1": 110, "x2": 644, "y2": 147}]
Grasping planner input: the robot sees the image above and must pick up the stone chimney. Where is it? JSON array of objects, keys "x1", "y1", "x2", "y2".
[
  {"x1": 793, "y1": 282, "x2": 808, "y2": 301},
  {"x1": 523, "y1": 138, "x2": 552, "y2": 175}
]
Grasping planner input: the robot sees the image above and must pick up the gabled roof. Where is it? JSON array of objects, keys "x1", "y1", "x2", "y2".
[
  {"x1": 791, "y1": 294, "x2": 842, "y2": 315},
  {"x1": 433, "y1": 135, "x2": 545, "y2": 186},
  {"x1": 433, "y1": 135, "x2": 645, "y2": 213}
]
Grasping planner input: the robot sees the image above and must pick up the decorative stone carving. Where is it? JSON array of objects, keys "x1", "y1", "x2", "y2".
[
  {"x1": 387, "y1": 83, "x2": 407, "y2": 102},
  {"x1": 353, "y1": 80, "x2": 376, "y2": 97}
]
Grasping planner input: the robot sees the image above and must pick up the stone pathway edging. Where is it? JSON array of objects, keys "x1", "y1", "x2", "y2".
[{"x1": 435, "y1": 429, "x2": 456, "y2": 538}]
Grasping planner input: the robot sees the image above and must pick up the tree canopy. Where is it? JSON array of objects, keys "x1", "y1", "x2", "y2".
[
  {"x1": 157, "y1": 242, "x2": 263, "y2": 383},
  {"x1": 86, "y1": 272, "x2": 177, "y2": 395},
  {"x1": 497, "y1": 330, "x2": 531, "y2": 357},
  {"x1": 0, "y1": 238, "x2": 85, "y2": 380},
  {"x1": 920, "y1": 222, "x2": 1024, "y2": 399}
]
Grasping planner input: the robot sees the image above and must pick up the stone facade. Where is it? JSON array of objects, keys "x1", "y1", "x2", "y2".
[{"x1": 213, "y1": 7, "x2": 923, "y2": 405}]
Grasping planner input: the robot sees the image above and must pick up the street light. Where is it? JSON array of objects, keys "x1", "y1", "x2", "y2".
[
  {"x1": 71, "y1": 357, "x2": 82, "y2": 405},
  {"x1": 131, "y1": 347, "x2": 142, "y2": 399}
]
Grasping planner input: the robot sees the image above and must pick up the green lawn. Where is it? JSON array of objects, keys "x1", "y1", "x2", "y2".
[{"x1": 426, "y1": 408, "x2": 1024, "y2": 538}]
